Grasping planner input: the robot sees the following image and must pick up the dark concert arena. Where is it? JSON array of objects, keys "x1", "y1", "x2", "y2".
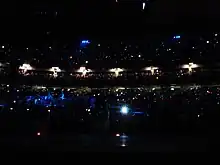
[{"x1": 1, "y1": 0, "x2": 220, "y2": 153}]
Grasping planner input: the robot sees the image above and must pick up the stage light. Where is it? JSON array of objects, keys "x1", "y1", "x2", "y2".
[
  {"x1": 48, "y1": 67, "x2": 61, "y2": 78},
  {"x1": 120, "y1": 106, "x2": 128, "y2": 115},
  {"x1": 19, "y1": 63, "x2": 34, "y2": 74},
  {"x1": 181, "y1": 62, "x2": 200, "y2": 74},
  {"x1": 144, "y1": 66, "x2": 158, "y2": 75},
  {"x1": 109, "y1": 68, "x2": 124, "y2": 77},
  {"x1": 81, "y1": 40, "x2": 90, "y2": 44}
]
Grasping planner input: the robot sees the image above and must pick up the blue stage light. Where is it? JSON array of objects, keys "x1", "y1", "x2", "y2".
[{"x1": 120, "y1": 106, "x2": 129, "y2": 115}]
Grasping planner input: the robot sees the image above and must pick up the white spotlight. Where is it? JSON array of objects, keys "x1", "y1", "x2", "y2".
[{"x1": 120, "y1": 106, "x2": 128, "y2": 115}]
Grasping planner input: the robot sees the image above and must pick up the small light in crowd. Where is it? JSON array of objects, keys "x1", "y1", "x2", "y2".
[
  {"x1": 116, "y1": 133, "x2": 120, "y2": 137},
  {"x1": 27, "y1": 109, "x2": 29, "y2": 111},
  {"x1": 48, "y1": 110, "x2": 50, "y2": 112},
  {"x1": 13, "y1": 100, "x2": 16, "y2": 103},
  {"x1": 1, "y1": 45, "x2": 4, "y2": 49},
  {"x1": 37, "y1": 132, "x2": 41, "y2": 136},
  {"x1": 121, "y1": 143, "x2": 126, "y2": 147},
  {"x1": 10, "y1": 108, "x2": 13, "y2": 110}
]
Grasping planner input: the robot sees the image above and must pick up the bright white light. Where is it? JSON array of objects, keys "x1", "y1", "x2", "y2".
[
  {"x1": 120, "y1": 106, "x2": 128, "y2": 115},
  {"x1": 37, "y1": 132, "x2": 41, "y2": 136},
  {"x1": 143, "y1": 2, "x2": 145, "y2": 10},
  {"x1": 1, "y1": 45, "x2": 4, "y2": 49},
  {"x1": 77, "y1": 67, "x2": 86, "y2": 73},
  {"x1": 19, "y1": 63, "x2": 33, "y2": 73},
  {"x1": 121, "y1": 143, "x2": 126, "y2": 147},
  {"x1": 76, "y1": 67, "x2": 92, "y2": 76},
  {"x1": 109, "y1": 68, "x2": 124, "y2": 77},
  {"x1": 144, "y1": 66, "x2": 158, "y2": 75},
  {"x1": 181, "y1": 63, "x2": 199, "y2": 74},
  {"x1": 182, "y1": 63, "x2": 199, "y2": 69},
  {"x1": 49, "y1": 67, "x2": 61, "y2": 72},
  {"x1": 116, "y1": 133, "x2": 120, "y2": 137},
  {"x1": 49, "y1": 67, "x2": 61, "y2": 78}
]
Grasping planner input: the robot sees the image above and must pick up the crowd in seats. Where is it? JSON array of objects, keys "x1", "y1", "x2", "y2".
[{"x1": 0, "y1": 85, "x2": 220, "y2": 135}]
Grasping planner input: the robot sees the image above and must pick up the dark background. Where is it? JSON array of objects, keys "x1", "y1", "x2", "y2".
[{"x1": 1, "y1": 0, "x2": 220, "y2": 40}]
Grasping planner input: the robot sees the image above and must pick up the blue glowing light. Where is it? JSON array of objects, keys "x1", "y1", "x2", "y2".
[
  {"x1": 133, "y1": 112, "x2": 144, "y2": 114},
  {"x1": 25, "y1": 92, "x2": 69, "y2": 107},
  {"x1": 81, "y1": 40, "x2": 90, "y2": 44},
  {"x1": 174, "y1": 35, "x2": 181, "y2": 39},
  {"x1": 120, "y1": 106, "x2": 129, "y2": 115}
]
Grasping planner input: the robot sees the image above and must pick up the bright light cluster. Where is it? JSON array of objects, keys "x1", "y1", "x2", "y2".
[
  {"x1": 49, "y1": 67, "x2": 61, "y2": 72},
  {"x1": 144, "y1": 66, "x2": 159, "y2": 75},
  {"x1": 77, "y1": 67, "x2": 92, "y2": 76},
  {"x1": 181, "y1": 63, "x2": 200, "y2": 74},
  {"x1": 19, "y1": 64, "x2": 33, "y2": 71},
  {"x1": 16, "y1": 62, "x2": 201, "y2": 77},
  {"x1": 49, "y1": 67, "x2": 61, "y2": 78},
  {"x1": 109, "y1": 68, "x2": 124, "y2": 77},
  {"x1": 19, "y1": 63, "x2": 34, "y2": 75}
]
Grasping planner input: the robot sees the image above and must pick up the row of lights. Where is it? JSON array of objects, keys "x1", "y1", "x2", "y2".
[{"x1": 18, "y1": 62, "x2": 200, "y2": 77}]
